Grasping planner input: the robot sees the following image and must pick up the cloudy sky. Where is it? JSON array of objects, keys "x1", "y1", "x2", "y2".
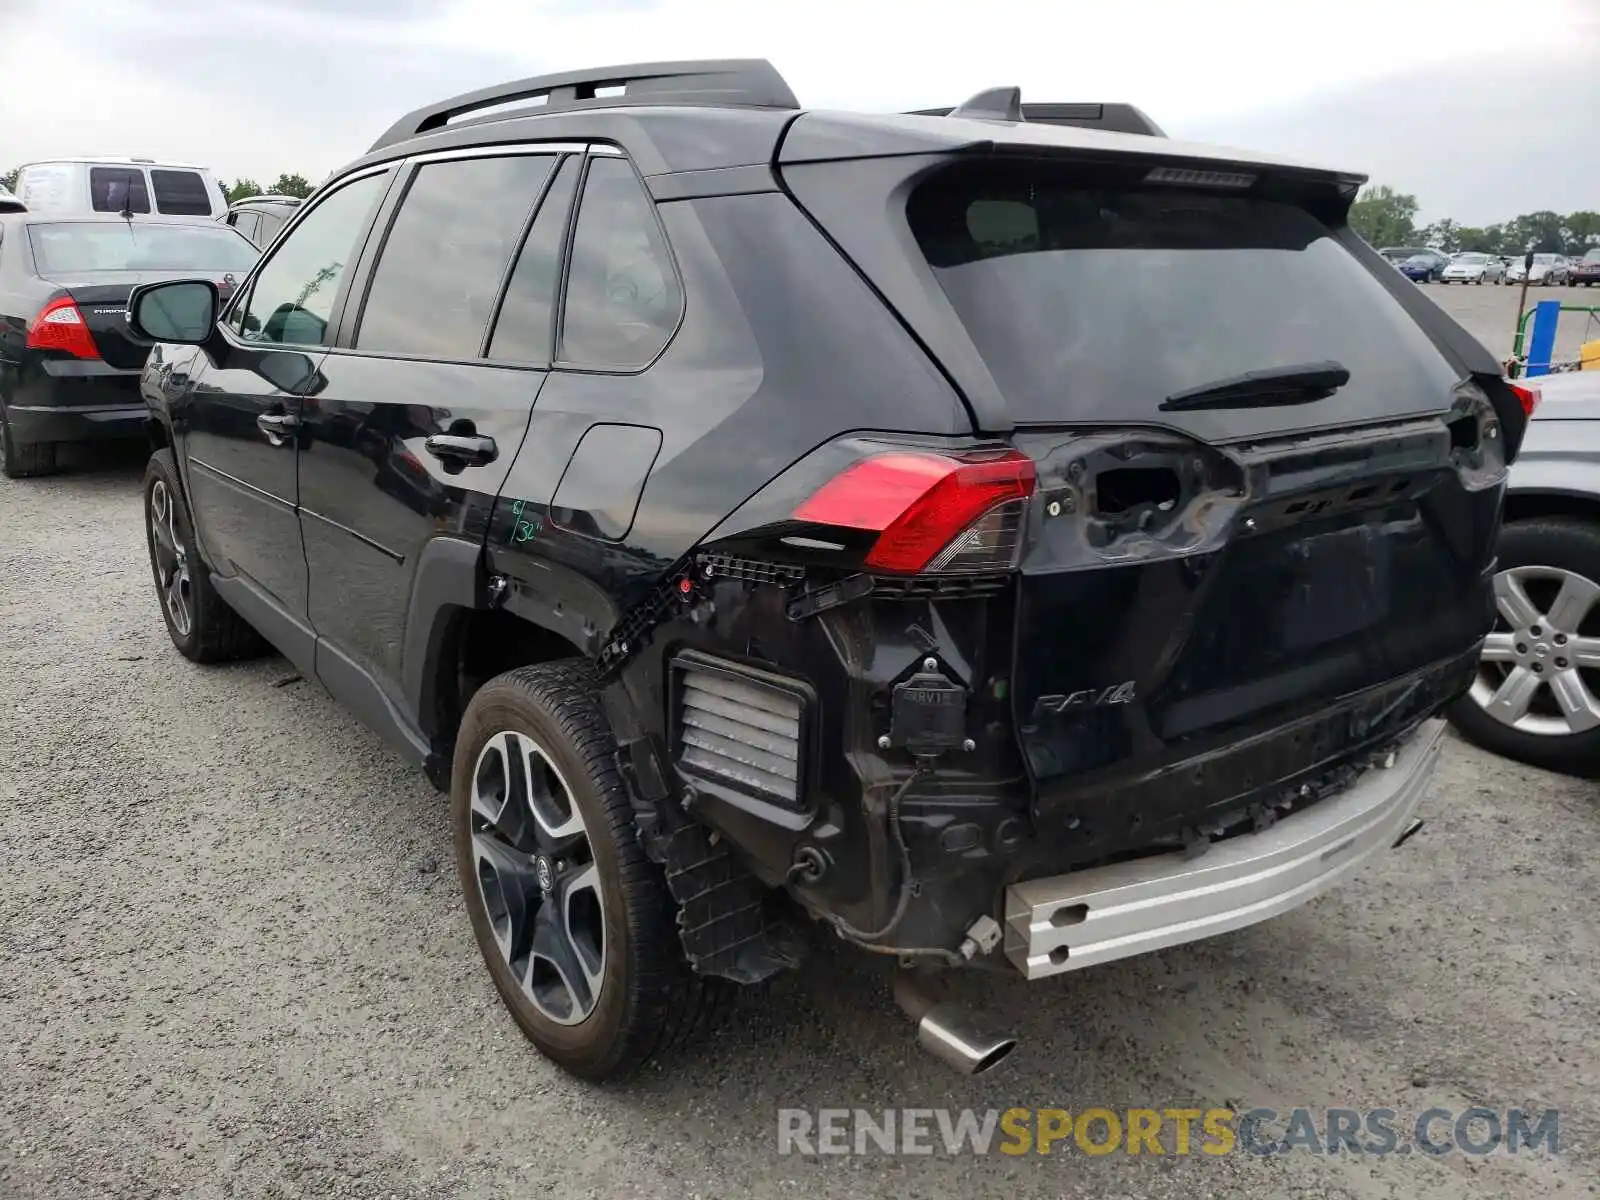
[{"x1": 2, "y1": 0, "x2": 1596, "y2": 226}]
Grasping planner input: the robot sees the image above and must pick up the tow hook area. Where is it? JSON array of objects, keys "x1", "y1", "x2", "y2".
[
  {"x1": 892, "y1": 970, "x2": 1017, "y2": 1076},
  {"x1": 1392, "y1": 817, "x2": 1425, "y2": 849}
]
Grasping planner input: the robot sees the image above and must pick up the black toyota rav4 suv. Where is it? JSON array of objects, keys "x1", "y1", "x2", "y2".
[{"x1": 130, "y1": 60, "x2": 1525, "y2": 1080}]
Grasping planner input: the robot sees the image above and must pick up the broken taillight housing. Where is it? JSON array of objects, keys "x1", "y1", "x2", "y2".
[
  {"x1": 791, "y1": 448, "x2": 1036, "y2": 574},
  {"x1": 1448, "y1": 380, "x2": 1508, "y2": 492}
]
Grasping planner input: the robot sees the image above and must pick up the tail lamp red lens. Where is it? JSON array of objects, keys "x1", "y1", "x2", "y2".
[
  {"x1": 1507, "y1": 382, "x2": 1539, "y2": 417},
  {"x1": 26, "y1": 297, "x2": 101, "y2": 360},
  {"x1": 792, "y1": 448, "x2": 1036, "y2": 573}
]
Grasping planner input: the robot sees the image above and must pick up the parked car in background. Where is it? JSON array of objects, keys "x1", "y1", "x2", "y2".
[
  {"x1": 1570, "y1": 248, "x2": 1600, "y2": 287},
  {"x1": 128, "y1": 58, "x2": 1522, "y2": 1082},
  {"x1": 1441, "y1": 252, "x2": 1507, "y2": 285},
  {"x1": 1399, "y1": 252, "x2": 1448, "y2": 282},
  {"x1": 13, "y1": 158, "x2": 228, "y2": 221},
  {"x1": 0, "y1": 213, "x2": 257, "y2": 477},
  {"x1": 0, "y1": 183, "x2": 24, "y2": 214},
  {"x1": 223, "y1": 195, "x2": 303, "y2": 249},
  {"x1": 1507, "y1": 253, "x2": 1570, "y2": 286},
  {"x1": 1378, "y1": 245, "x2": 1433, "y2": 264},
  {"x1": 1450, "y1": 369, "x2": 1600, "y2": 773}
]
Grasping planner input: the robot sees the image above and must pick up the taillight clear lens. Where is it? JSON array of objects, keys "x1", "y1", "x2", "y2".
[
  {"x1": 26, "y1": 297, "x2": 101, "y2": 360},
  {"x1": 792, "y1": 448, "x2": 1036, "y2": 574}
]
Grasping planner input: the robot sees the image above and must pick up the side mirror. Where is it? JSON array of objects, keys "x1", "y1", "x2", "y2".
[{"x1": 127, "y1": 279, "x2": 218, "y2": 345}]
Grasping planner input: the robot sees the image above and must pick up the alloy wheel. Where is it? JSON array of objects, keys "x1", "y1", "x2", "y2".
[
  {"x1": 469, "y1": 731, "x2": 606, "y2": 1026},
  {"x1": 1471, "y1": 565, "x2": 1600, "y2": 737},
  {"x1": 148, "y1": 479, "x2": 193, "y2": 637}
]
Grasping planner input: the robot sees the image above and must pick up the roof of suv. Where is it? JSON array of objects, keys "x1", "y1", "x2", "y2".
[
  {"x1": 348, "y1": 57, "x2": 1363, "y2": 186},
  {"x1": 230, "y1": 194, "x2": 303, "y2": 208}
]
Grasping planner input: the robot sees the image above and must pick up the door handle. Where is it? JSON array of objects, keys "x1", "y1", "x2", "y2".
[
  {"x1": 425, "y1": 433, "x2": 498, "y2": 469},
  {"x1": 256, "y1": 411, "x2": 299, "y2": 447}
]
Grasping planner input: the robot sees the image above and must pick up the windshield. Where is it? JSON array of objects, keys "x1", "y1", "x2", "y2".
[
  {"x1": 906, "y1": 161, "x2": 1457, "y2": 435},
  {"x1": 27, "y1": 221, "x2": 257, "y2": 275},
  {"x1": 1533, "y1": 254, "x2": 1559, "y2": 264},
  {"x1": 1585, "y1": 250, "x2": 1600, "y2": 264},
  {"x1": 1455, "y1": 254, "x2": 1488, "y2": 264}
]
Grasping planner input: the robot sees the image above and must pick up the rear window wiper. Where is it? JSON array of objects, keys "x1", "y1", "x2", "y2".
[{"x1": 1159, "y1": 360, "x2": 1350, "y2": 412}]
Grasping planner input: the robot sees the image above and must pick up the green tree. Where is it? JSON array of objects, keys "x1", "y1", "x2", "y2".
[
  {"x1": 225, "y1": 177, "x2": 263, "y2": 203},
  {"x1": 1419, "y1": 218, "x2": 1461, "y2": 252},
  {"x1": 1562, "y1": 211, "x2": 1600, "y2": 253},
  {"x1": 1505, "y1": 210, "x2": 1566, "y2": 254},
  {"x1": 1, "y1": 168, "x2": 17, "y2": 191},
  {"x1": 1349, "y1": 185, "x2": 1420, "y2": 248},
  {"x1": 269, "y1": 173, "x2": 313, "y2": 199}
]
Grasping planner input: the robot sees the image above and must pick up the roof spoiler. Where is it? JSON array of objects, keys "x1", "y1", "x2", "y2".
[
  {"x1": 910, "y1": 94, "x2": 1166, "y2": 137},
  {"x1": 370, "y1": 58, "x2": 800, "y2": 153}
]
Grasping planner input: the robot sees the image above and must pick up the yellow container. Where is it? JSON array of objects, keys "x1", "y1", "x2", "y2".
[{"x1": 1583, "y1": 339, "x2": 1600, "y2": 371}]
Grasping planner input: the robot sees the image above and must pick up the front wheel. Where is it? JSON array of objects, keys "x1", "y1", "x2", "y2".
[
  {"x1": 452, "y1": 662, "x2": 717, "y2": 1079},
  {"x1": 1449, "y1": 518, "x2": 1600, "y2": 774}
]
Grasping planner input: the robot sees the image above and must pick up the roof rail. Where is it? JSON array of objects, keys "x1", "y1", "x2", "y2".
[
  {"x1": 911, "y1": 97, "x2": 1166, "y2": 138},
  {"x1": 370, "y1": 59, "x2": 800, "y2": 153}
]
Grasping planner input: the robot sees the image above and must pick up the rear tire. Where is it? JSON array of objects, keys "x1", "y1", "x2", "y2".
[
  {"x1": 1449, "y1": 518, "x2": 1600, "y2": 775},
  {"x1": 452, "y1": 662, "x2": 720, "y2": 1080},
  {"x1": 0, "y1": 404, "x2": 58, "y2": 479},
  {"x1": 143, "y1": 450, "x2": 267, "y2": 662}
]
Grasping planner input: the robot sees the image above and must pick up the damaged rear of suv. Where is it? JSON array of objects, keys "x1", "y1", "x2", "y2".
[{"x1": 131, "y1": 61, "x2": 1521, "y2": 1081}]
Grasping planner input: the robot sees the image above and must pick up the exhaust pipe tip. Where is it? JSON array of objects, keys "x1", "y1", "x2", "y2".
[
  {"x1": 915, "y1": 1005, "x2": 1018, "y2": 1075},
  {"x1": 894, "y1": 969, "x2": 1018, "y2": 1075}
]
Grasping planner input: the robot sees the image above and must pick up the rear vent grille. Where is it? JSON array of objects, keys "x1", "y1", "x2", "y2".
[{"x1": 672, "y1": 654, "x2": 808, "y2": 809}]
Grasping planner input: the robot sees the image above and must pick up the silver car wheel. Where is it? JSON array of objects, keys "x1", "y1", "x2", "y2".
[
  {"x1": 1471, "y1": 565, "x2": 1600, "y2": 737},
  {"x1": 468, "y1": 730, "x2": 606, "y2": 1027}
]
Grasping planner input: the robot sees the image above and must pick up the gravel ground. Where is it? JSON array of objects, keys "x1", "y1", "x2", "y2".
[{"x1": 2, "y1": 284, "x2": 1598, "y2": 1199}]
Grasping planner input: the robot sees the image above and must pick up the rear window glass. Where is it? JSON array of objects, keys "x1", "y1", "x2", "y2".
[
  {"x1": 151, "y1": 169, "x2": 214, "y2": 216},
  {"x1": 89, "y1": 167, "x2": 151, "y2": 214},
  {"x1": 28, "y1": 222, "x2": 258, "y2": 274},
  {"x1": 355, "y1": 154, "x2": 555, "y2": 359},
  {"x1": 907, "y1": 162, "x2": 1457, "y2": 432}
]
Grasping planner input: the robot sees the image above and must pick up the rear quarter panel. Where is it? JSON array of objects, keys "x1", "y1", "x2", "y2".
[{"x1": 486, "y1": 189, "x2": 968, "y2": 621}]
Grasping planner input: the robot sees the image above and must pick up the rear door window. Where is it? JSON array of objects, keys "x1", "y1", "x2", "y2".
[
  {"x1": 151, "y1": 169, "x2": 214, "y2": 216},
  {"x1": 257, "y1": 211, "x2": 287, "y2": 245},
  {"x1": 557, "y1": 156, "x2": 682, "y2": 369},
  {"x1": 89, "y1": 167, "x2": 151, "y2": 214},
  {"x1": 354, "y1": 154, "x2": 555, "y2": 359},
  {"x1": 487, "y1": 157, "x2": 578, "y2": 364},
  {"x1": 906, "y1": 160, "x2": 1458, "y2": 436}
]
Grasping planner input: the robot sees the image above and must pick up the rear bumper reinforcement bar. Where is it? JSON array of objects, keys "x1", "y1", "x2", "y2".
[{"x1": 1003, "y1": 718, "x2": 1445, "y2": 979}]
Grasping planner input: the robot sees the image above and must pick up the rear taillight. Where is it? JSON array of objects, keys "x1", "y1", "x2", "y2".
[
  {"x1": 1508, "y1": 381, "x2": 1540, "y2": 417},
  {"x1": 792, "y1": 448, "x2": 1036, "y2": 574},
  {"x1": 26, "y1": 297, "x2": 101, "y2": 360}
]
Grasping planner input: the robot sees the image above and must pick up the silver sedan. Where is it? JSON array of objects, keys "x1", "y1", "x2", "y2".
[{"x1": 1440, "y1": 252, "x2": 1506, "y2": 285}]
